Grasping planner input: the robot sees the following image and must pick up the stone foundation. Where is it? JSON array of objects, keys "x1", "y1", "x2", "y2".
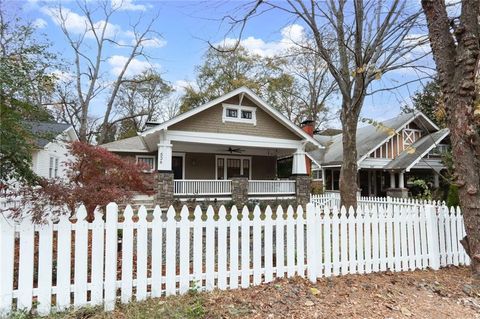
[
  {"x1": 386, "y1": 188, "x2": 409, "y2": 198},
  {"x1": 291, "y1": 174, "x2": 311, "y2": 206},
  {"x1": 156, "y1": 171, "x2": 174, "y2": 209},
  {"x1": 231, "y1": 177, "x2": 249, "y2": 207}
]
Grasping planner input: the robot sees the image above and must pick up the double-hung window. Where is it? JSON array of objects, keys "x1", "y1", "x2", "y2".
[{"x1": 49, "y1": 156, "x2": 59, "y2": 178}]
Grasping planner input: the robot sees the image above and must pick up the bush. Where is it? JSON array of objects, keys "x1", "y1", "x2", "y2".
[{"x1": 447, "y1": 184, "x2": 460, "y2": 207}]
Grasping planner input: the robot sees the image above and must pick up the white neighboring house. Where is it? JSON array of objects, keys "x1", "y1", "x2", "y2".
[{"x1": 24, "y1": 121, "x2": 79, "y2": 180}]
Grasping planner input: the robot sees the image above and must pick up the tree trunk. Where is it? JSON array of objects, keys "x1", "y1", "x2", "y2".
[
  {"x1": 339, "y1": 102, "x2": 359, "y2": 209},
  {"x1": 422, "y1": 0, "x2": 480, "y2": 288}
]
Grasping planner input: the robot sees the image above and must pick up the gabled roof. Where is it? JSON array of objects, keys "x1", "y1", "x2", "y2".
[
  {"x1": 384, "y1": 128, "x2": 450, "y2": 171},
  {"x1": 140, "y1": 86, "x2": 323, "y2": 149},
  {"x1": 23, "y1": 121, "x2": 76, "y2": 148},
  {"x1": 313, "y1": 111, "x2": 439, "y2": 166}
]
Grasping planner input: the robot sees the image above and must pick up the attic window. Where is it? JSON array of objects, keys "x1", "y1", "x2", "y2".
[{"x1": 222, "y1": 104, "x2": 256, "y2": 125}]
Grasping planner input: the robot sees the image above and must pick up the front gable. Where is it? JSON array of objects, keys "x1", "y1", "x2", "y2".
[{"x1": 169, "y1": 95, "x2": 301, "y2": 140}]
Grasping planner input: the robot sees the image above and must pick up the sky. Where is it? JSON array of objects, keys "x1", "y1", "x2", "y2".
[{"x1": 10, "y1": 0, "x2": 437, "y2": 128}]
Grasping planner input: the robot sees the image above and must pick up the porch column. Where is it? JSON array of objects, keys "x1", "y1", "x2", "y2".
[
  {"x1": 433, "y1": 172, "x2": 440, "y2": 188},
  {"x1": 292, "y1": 146, "x2": 307, "y2": 175},
  {"x1": 157, "y1": 141, "x2": 173, "y2": 171},
  {"x1": 390, "y1": 172, "x2": 396, "y2": 188},
  {"x1": 156, "y1": 130, "x2": 174, "y2": 210},
  {"x1": 398, "y1": 171, "x2": 405, "y2": 188},
  {"x1": 321, "y1": 168, "x2": 326, "y2": 192}
]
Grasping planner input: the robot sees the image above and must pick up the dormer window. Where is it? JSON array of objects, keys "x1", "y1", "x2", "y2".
[
  {"x1": 226, "y1": 108, "x2": 238, "y2": 118},
  {"x1": 222, "y1": 104, "x2": 256, "y2": 125},
  {"x1": 241, "y1": 110, "x2": 252, "y2": 119}
]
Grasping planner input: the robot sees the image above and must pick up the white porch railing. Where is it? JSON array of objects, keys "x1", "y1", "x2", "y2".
[
  {"x1": 248, "y1": 180, "x2": 296, "y2": 195},
  {"x1": 174, "y1": 180, "x2": 232, "y2": 196}
]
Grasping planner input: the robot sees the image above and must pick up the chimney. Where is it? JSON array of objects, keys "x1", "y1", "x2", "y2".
[{"x1": 300, "y1": 119, "x2": 315, "y2": 175}]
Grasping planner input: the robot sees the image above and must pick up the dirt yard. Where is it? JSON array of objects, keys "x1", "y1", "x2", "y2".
[{"x1": 41, "y1": 267, "x2": 479, "y2": 319}]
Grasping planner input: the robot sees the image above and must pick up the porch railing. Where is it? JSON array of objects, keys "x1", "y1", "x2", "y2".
[
  {"x1": 174, "y1": 180, "x2": 232, "y2": 196},
  {"x1": 248, "y1": 180, "x2": 296, "y2": 195}
]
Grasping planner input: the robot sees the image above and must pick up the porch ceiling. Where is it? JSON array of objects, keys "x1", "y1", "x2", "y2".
[{"x1": 171, "y1": 141, "x2": 294, "y2": 157}]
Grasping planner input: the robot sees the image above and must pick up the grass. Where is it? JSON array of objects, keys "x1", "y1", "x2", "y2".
[{"x1": 11, "y1": 290, "x2": 206, "y2": 319}]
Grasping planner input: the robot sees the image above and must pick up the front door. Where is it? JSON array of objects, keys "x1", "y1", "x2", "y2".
[{"x1": 172, "y1": 156, "x2": 183, "y2": 179}]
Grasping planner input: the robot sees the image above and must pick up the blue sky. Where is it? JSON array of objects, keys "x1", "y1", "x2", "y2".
[{"x1": 13, "y1": 0, "x2": 435, "y2": 128}]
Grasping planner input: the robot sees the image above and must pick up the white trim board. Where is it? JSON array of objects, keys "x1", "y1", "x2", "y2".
[{"x1": 167, "y1": 130, "x2": 303, "y2": 150}]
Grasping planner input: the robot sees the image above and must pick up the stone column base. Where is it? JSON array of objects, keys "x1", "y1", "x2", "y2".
[
  {"x1": 156, "y1": 171, "x2": 174, "y2": 210},
  {"x1": 231, "y1": 177, "x2": 249, "y2": 207},
  {"x1": 291, "y1": 174, "x2": 311, "y2": 206},
  {"x1": 386, "y1": 188, "x2": 409, "y2": 198}
]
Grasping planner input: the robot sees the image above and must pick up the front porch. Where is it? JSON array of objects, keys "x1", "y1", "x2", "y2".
[{"x1": 148, "y1": 134, "x2": 315, "y2": 208}]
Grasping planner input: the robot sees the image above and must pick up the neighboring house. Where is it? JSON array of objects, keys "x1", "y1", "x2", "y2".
[
  {"x1": 102, "y1": 87, "x2": 323, "y2": 208},
  {"x1": 24, "y1": 121, "x2": 78, "y2": 180},
  {"x1": 309, "y1": 112, "x2": 450, "y2": 198}
]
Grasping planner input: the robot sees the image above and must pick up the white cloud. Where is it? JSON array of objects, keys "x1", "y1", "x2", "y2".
[
  {"x1": 173, "y1": 79, "x2": 196, "y2": 93},
  {"x1": 41, "y1": 7, "x2": 121, "y2": 39},
  {"x1": 111, "y1": 0, "x2": 147, "y2": 11},
  {"x1": 140, "y1": 37, "x2": 167, "y2": 48},
  {"x1": 51, "y1": 69, "x2": 74, "y2": 82},
  {"x1": 108, "y1": 55, "x2": 159, "y2": 77},
  {"x1": 216, "y1": 24, "x2": 306, "y2": 57},
  {"x1": 33, "y1": 18, "x2": 47, "y2": 29}
]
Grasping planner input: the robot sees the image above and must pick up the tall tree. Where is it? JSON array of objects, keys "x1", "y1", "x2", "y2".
[
  {"x1": 48, "y1": 0, "x2": 162, "y2": 143},
  {"x1": 226, "y1": 1, "x2": 428, "y2": 208},
  {"x1": 403, "y1": 80, "x2": 446, "y2": 127},
  {"x1": 421, "y1": 0, "x2": 480, "y2": 287},
  {"x1": 281, "y1": 42, "x2": 337, "y2": 129},
  {"x1": 113, "y1": 69, "x2": 173, "y2": 140},
  {"x1": 179, "y1": 45, "x2": 296, "y2": 114},
  {"x1": 0, "y1": 8, "x2": 57, "y2": 188}
]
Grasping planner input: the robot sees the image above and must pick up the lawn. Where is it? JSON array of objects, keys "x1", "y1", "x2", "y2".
[{"x1": 12, "y1": 267, "x2": 480, "y2": 319}]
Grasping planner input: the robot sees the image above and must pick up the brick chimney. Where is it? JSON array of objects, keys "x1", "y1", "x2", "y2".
[{"x1": 300, "y1": 119, "x2": 315, "y2": 175}]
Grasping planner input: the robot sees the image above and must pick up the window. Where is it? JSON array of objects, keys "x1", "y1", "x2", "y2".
[
  {"x1": 226, "y1": 108, "x2": 238, "y2": 118},
  {"x1": 49, "y1": 156, "x2": 59, "y2": 178},
  {"x1": 241, "y1": 110, "x2": 252, "y2": 119},
  {"x1": 136, "y1": 155, "x2": 155, "y2": 172},
  {"x1": 216, "y1": 156, "x2": 252, "y2": 179},
  {"x1": 222, "y1": 104, "x2": 256, "y2": 125}
]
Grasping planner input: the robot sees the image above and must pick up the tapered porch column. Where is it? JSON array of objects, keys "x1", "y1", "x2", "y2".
[
  {"x1": 433, "y1": 172, "x2": 440, "y2": 188},
  {"x1": 291, "y1": 145, "x2": 310, "y2": 206},
  {"x1": 292, "y1": 146, "x2": 307, "y2": 175},
  {"x1": 398, "y1": 171, "x2": 405, "y2": 188},
  {"x1": 390, "y1": 172, "x2": 396, "y2": 188}
]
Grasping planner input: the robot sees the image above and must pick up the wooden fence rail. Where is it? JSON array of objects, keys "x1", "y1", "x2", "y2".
[{"x1": 0, "y1": 202, "x2": 470, "y2": 317}]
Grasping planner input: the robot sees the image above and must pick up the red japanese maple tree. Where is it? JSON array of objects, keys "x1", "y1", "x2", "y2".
[{"x1": 18, "y1": 141, "x2": 155, "y2": 222}]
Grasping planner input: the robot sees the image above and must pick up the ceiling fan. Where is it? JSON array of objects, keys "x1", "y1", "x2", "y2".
[{"x1": 218, "y1": 147, "x2": 246, "y2": 154}]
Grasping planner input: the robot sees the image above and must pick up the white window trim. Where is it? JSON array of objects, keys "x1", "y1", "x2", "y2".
[
  {"x1": 172, "y1": 152, "x2": 186, "y2": 179},
  {"x1": 136, "y1": 155, "x2": 156, "y2": 173},
  {"x1": 215, "y1": 155, "x2": 252, "y2": 180},
  {"x1": 222, "y1": 104, "x2": 257, "y2": 125}
]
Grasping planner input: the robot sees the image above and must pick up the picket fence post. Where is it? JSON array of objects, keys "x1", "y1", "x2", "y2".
[
  {"x1": 104, "y1": 202, "x2": 118, "y2": 311},
  {"x1": 0, "y1": 213, "x2": 15, "y2": 317},
  {"x1": 425, "y1": 204, "x2": 440, "y2": 270},
  {"x1": 306, "y1": 203, "x2": 318, "y2": 282}
]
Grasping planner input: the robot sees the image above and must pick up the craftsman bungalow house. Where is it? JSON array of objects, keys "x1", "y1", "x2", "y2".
[
  {"x1": 310, "y1": 112, "x2": 450, "y2": 198},
  {"x1": 102, "y1": 87, "x2": 322, "y2": 208}
]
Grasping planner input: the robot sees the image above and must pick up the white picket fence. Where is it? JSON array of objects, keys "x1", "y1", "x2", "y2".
[
  {"x1": 0, "y1": 202, "x2": 470, "y2": 317},
  {"x1": 310, "y1": 193, "x2": 444, "y2": 210}
]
